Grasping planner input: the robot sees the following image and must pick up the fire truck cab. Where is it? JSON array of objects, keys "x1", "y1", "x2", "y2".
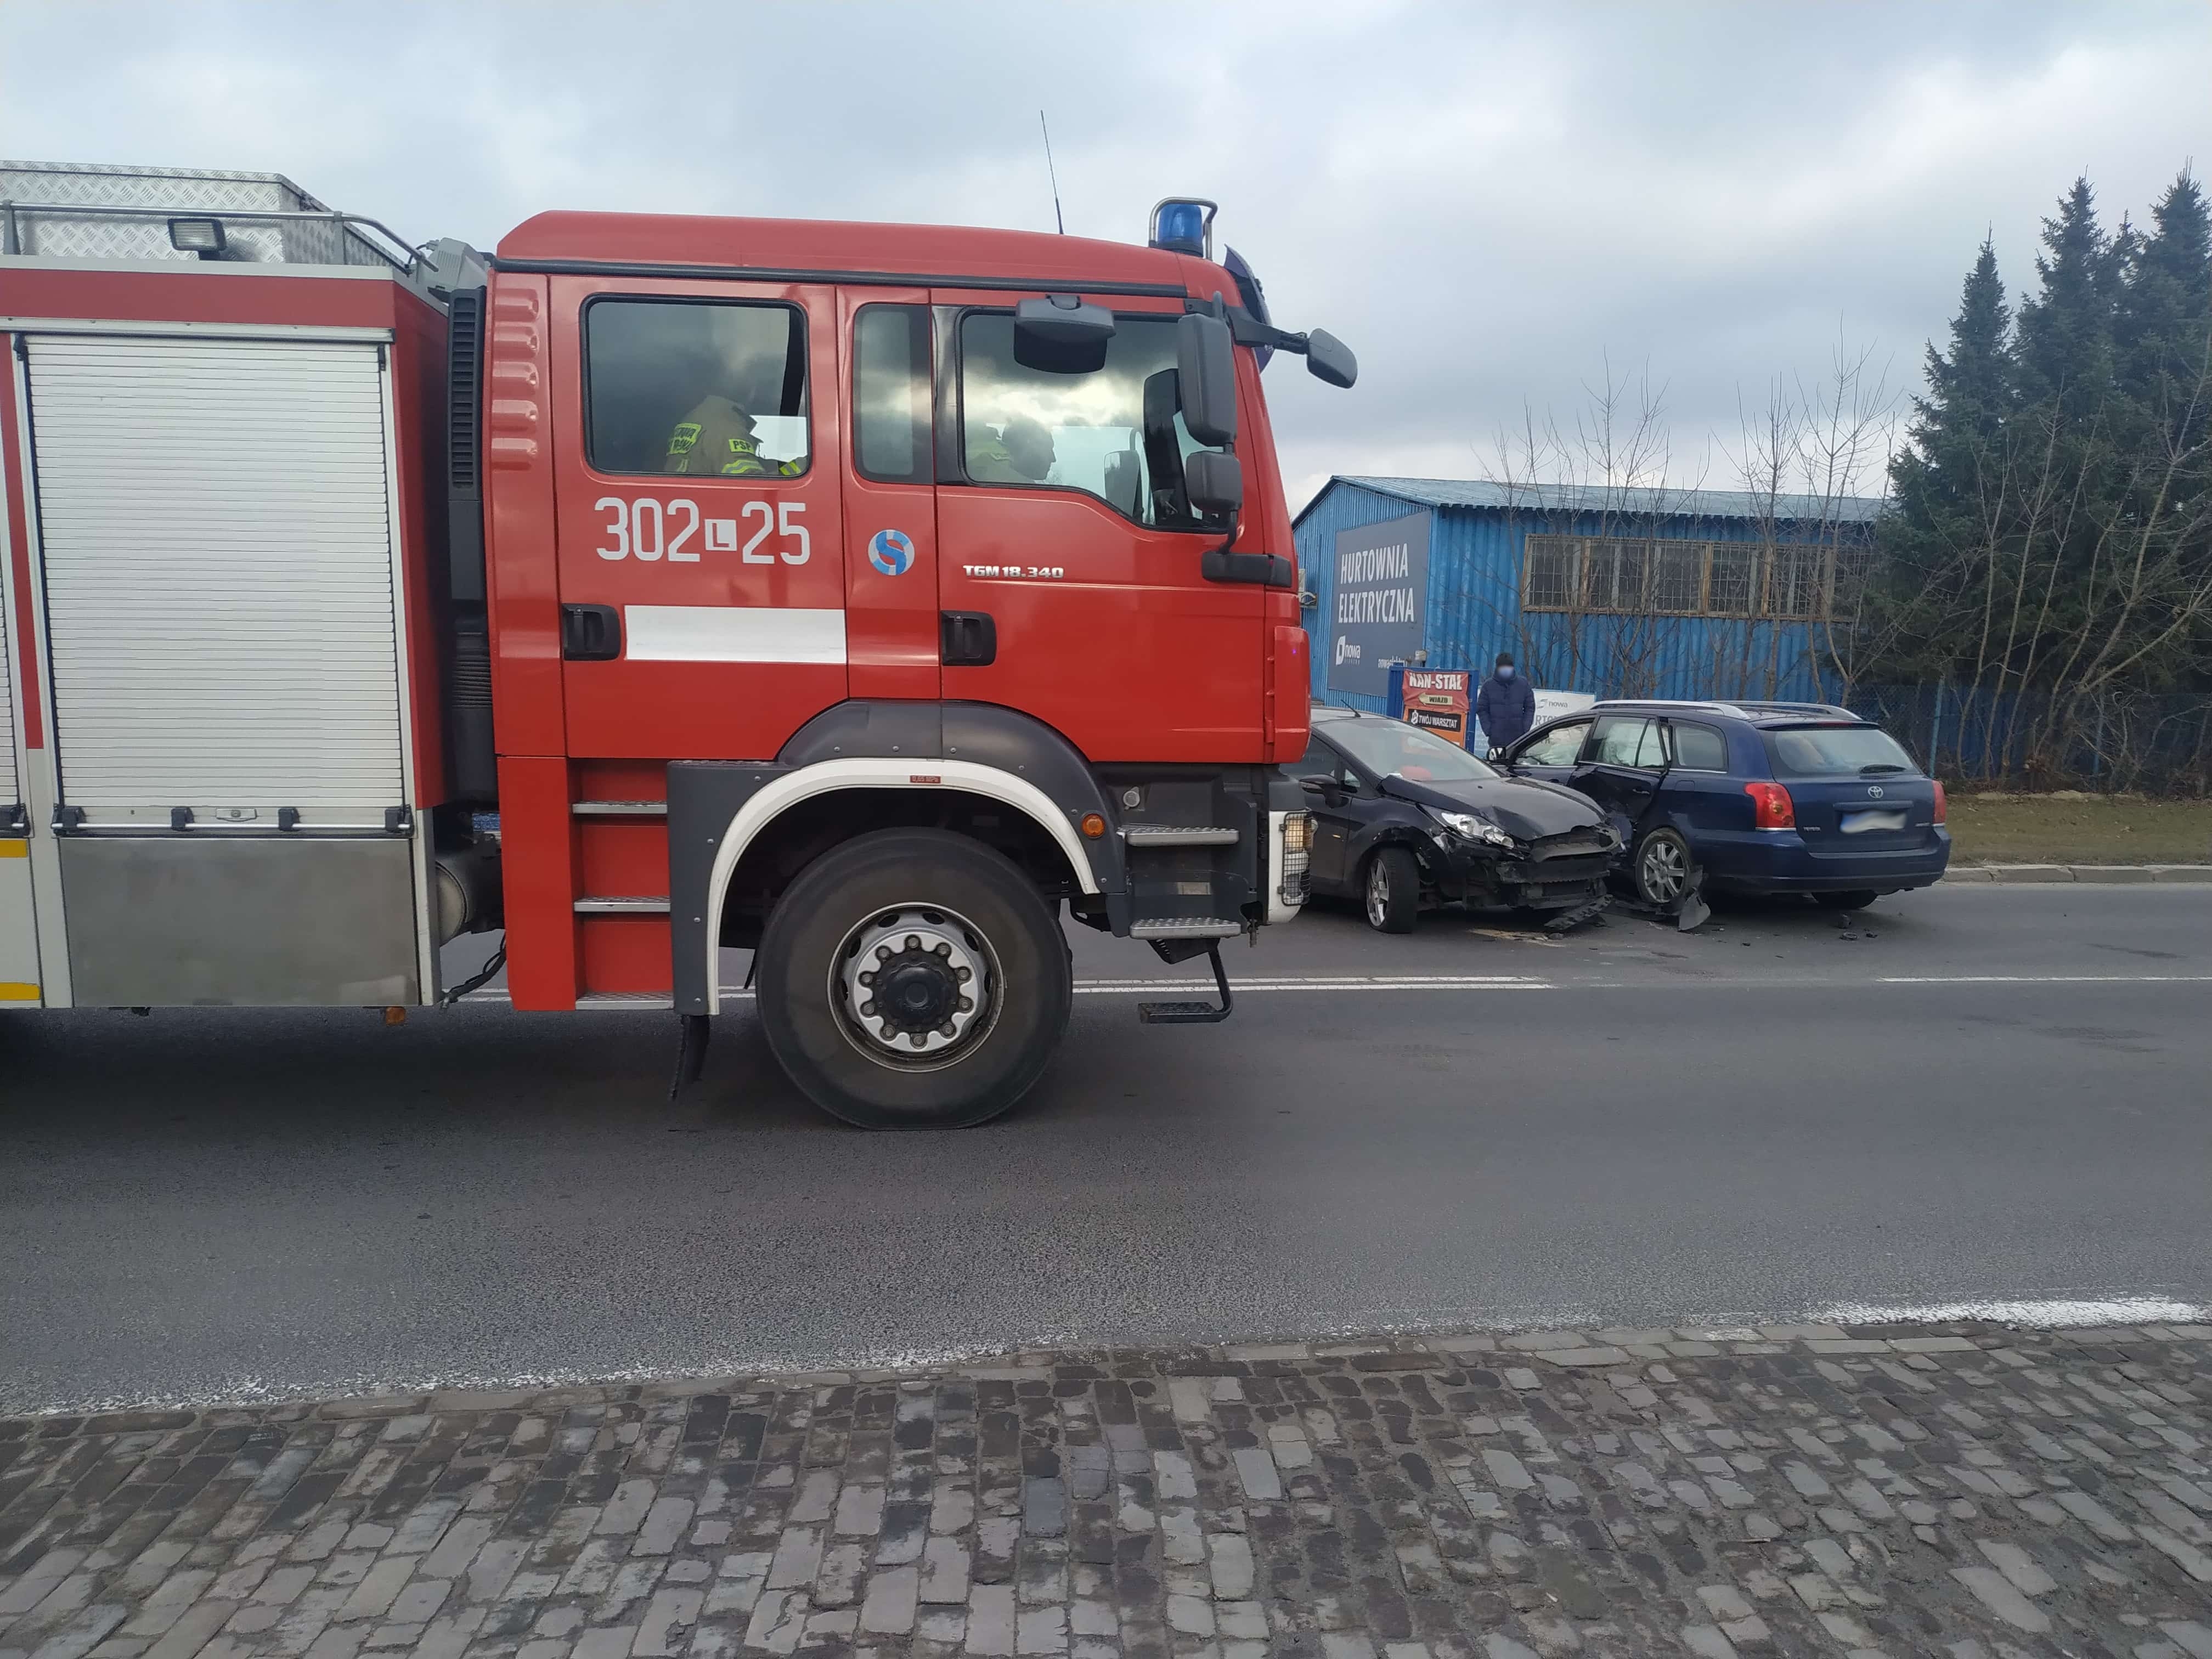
[{"x1": 2, "y1": 165, "x2": 1351, "y2": 1126}]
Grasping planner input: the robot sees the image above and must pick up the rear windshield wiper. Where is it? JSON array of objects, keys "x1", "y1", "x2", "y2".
[{"x1": 1858, "y1": 764, "x2": 1908, "y2": 774}]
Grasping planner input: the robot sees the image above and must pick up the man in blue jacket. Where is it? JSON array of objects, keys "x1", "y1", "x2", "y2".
[{"x1": 1474, "y1": 652, "x2": 1536, "y2": 757}]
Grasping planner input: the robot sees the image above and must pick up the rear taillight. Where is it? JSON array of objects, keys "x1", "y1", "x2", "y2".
[
  {"x1": 1932, "y1": 780, "x2": 1947, "y2": 825},
  {"x1": 1743, "y1": 781, "x2": 1796, "y2": 830}
]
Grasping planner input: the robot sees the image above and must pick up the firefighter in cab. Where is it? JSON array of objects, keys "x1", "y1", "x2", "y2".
[
  {"x1": 662, "y1": 343, "x2": 801, "y2": 479},
  {"x1": 663, "y1": 398, "x2": 799, "y2": 478},
  {"x1": 968, "y1": 414, "x2": 1055, "y2": 483}
]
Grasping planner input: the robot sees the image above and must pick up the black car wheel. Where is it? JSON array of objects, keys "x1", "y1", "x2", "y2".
[
  {"x1": 1364, "y1": 846, "x2": 1420, "y2": 933},
  {"x1": 1815, "y1": 889, "x2": 1880, "y2": 911},
  {"x1": 1632, "y1": 827, "x2": 1694, "y2": 907}
]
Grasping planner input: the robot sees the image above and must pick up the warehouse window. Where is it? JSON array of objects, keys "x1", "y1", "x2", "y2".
[
  {"x1": 1523, "y1": 537, "x2": 1578, "y2": 609},
  {"x1": 585, "y1": 298, "x2": 809, "y2": 477},
  {"x1": 1522, "y1": 534, "x2": 1857, "y2": 620},
  {"x1": 1584, "y1": 539, "x2": 1648, "y2": 610},
  {"x1": 1707, "y1": 545, "x2": 1757, "y2": 615},
  {"x1": 1649, "y1": 542, "x2": 1703, "y2": 613},
  {"x1": 1766, "y1": 544, "x2": 1821, "y2": 619}
]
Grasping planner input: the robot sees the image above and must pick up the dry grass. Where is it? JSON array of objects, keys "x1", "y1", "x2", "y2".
[{"x1": 1946, "y1": 792, "x2": 2212, "y2": 866}]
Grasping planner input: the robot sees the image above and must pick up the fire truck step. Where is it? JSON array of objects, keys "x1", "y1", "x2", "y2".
[
  {"x1": 1128, "y1": 917, "x2": 1242, "y2": 940},
  {"x1": 572, "y1": 800, "x2": 669, "y2": 816},
  {"x1": 1121, "y1": 826, "x2": 1240, "y2": 847},
  {"x1": 1136, "y1": 941, "x2": 1233, "y2": 1025},
  {"x1": 576, "y1": 991, "x2": 676, "y2": 1009},
  {"x1": 573, "y1": 895, "x2": 670, "y2": 913}
]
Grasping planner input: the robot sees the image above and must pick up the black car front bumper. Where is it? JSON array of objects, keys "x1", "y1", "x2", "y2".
[{"x1": 1424, "y1": 825, "x2": 1620, "y2": 911}]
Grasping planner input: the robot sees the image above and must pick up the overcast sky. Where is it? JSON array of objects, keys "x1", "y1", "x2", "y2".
[{"x1": 4, "y1": 1, "x2": 2207, "y2": 509}]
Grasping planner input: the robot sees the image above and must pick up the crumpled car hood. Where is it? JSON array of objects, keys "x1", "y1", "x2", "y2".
[{"x1": 1380, "y1": 772, "x2": 1607, "y2": 841}]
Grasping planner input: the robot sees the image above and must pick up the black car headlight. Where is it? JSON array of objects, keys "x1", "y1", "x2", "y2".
[{"x1": 1426, "y1": 806, "x2": 1516, "y2": 850}]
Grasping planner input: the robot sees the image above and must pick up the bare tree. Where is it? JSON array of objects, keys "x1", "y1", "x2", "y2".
[
  {"x1": 1470, "y1": 347, "x2": 1894, "y2": 703},
  {"x1": 1723, "y1": 335, "x2": 1900, "y2": 701}
]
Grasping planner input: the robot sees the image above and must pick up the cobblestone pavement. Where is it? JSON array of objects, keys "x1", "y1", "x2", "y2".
[{"x1": 4, "y1": 1323, "x2": 2210, "y2": 1659}]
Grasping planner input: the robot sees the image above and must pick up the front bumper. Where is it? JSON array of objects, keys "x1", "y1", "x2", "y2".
[{"x1": 1424, "y1": 829, "x2": 1618, "y2": 910}]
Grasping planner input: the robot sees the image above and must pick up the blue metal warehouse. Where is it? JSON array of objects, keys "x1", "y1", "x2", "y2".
[{"x1": 1294, "y1": 477, "x2": 1884, "y2": 712}]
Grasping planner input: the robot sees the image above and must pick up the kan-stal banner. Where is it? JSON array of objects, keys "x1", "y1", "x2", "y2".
[{"x1": 1399, "y1": 668, "x2": 1471, "y2": 747}]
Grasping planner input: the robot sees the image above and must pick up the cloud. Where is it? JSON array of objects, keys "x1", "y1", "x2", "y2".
[{"x1": 5, "y1": 0, "x2": 2208, "y2": 512}]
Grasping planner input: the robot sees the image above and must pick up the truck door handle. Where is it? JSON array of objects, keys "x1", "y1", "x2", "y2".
[
  {"x1": 561, "y1": 604, "x2": 622, "y2": 662},
  {"x1": 940, "y1": 611, "x2": 996, "y2": 667}
]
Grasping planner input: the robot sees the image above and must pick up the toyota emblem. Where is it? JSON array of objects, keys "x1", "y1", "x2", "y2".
[{"x1": 1866, "y1": 785, "x2": 1884, "y2": 799}]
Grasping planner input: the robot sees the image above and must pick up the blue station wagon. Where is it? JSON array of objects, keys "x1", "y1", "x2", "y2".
[{"x1": 1499, "y1": 700, "x2": 1950, "y2": 910}]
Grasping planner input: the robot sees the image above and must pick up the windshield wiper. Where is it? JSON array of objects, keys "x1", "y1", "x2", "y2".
[{"x1": 1858, "y1": 763, "x2": 1908, "y2": 774}]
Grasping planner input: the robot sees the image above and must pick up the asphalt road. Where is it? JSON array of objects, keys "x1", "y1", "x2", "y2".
[{"x1": 5, "y1": 884, "x2": 2210, "y2": 1414}]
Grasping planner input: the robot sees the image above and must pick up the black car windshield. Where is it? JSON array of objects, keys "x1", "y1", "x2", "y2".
[
  {"x1": 1762, "y1": 724, "x2": 1918, "y2": 778},
  {"x1": 1325, "y1": 719, "x2": 1499, "y2": 783}
]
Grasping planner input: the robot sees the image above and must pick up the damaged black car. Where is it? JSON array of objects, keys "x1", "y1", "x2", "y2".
[{"x1": 1290, "y1": 708, "x2": 1622, "y2": 932}]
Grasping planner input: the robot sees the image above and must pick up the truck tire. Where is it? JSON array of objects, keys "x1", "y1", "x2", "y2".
[
  {"x1": 754, "y1": 828, "x2": 1073, "y2": 1128},
  {"x1": 1363, "y1": 846, "x2": 1420, "y2": 933}
]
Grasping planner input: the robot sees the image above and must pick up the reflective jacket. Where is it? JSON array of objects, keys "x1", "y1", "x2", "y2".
[
  {"x1": 663, "y1": 396, "x2": 802, "y2": 478},
  {"x1": 967, "y1": 436, "x2": 1023, "y2": 482}
]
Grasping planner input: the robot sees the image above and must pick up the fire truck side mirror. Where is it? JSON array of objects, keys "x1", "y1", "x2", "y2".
[
  {"x1": 1183, "y1": 449, "x2": 1243, "y2": 520},
  {"x1": 1304, "y1": 328, "x2": 1358, "y2": 390},
  {"x1": 1013, "y1": 295, "x2": 1115, "y2": 374},
  {"x1": 1175, "y1": 313, "x2": 1238, "y2": 447}
]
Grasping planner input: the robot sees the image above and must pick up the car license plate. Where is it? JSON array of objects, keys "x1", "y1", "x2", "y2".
[{"x1": 1839, "y1": 808, "x2": 1909, "y2": 834}]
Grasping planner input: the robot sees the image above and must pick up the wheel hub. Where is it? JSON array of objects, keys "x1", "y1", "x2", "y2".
[{"x1": 836, "y1": 907, "x2": 992, "y2": 1061}]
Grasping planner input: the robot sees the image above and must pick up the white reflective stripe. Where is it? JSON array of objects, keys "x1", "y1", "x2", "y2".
[
  {"x1": 702, "y1": 759, "x2": 1102, "y2": 1008},
  {"x1": 624, "y1": 606, "x2": 845, "y2": 664}
]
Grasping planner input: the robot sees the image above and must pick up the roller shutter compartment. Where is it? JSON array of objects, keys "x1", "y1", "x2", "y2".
[
  {"x1": 0, "y1": 563, "x2": 18, "y2": 812},
  {"x1": 24, "y1": 335, "x2": 405, "y2": 826}
]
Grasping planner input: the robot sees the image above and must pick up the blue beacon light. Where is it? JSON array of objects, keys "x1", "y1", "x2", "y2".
[{"x1": 1147, "y1": 198, "x2": 1217, "y2": 258}]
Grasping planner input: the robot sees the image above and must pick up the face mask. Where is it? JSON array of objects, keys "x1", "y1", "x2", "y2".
[{"x1": 1497, "y1": 665, "x2": 1516, "y2": 681}]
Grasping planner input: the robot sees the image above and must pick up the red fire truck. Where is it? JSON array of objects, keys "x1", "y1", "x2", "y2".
[{"x1": 0, "y1": 162, "x2": 1352, "y2": 1126}]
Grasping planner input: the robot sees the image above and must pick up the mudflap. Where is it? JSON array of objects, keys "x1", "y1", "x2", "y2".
[{"x1": 669, "y1": 1012, "x2": 711, "y2": 1099}]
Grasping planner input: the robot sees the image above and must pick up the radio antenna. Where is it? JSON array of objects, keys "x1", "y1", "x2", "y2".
[{"x1": 1039, "y1": 110, "x2": 1066, "y2": 234}]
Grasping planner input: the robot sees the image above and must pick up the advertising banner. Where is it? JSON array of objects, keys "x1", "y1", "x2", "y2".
[
  {"x1": 1400, "y1": 669, "x2": 1472, "y2": 747},
  {"x1": 1327, "y1": 510, "x2": 1430, "y2": 697}
]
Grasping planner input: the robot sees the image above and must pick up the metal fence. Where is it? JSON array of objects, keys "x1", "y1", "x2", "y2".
[{"x1": 1846, "y1": 685, "x2": 2212, "y2": 795}]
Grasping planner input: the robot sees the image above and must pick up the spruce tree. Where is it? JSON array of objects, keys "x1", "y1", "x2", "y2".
[
  {"x1": 2014, "y1": 177, "x2": 2119, "y2": 421},
  {"x1": 2112, "y1": 171, "x2": 2212, "y2": 683},
  {"x1": 2115, "y1": 170, "x2": 2211, "y2": 461},
  {"x1": 1870, "y1": 168, "x2": 2212, "y2": 727},
  {"x1": 1880, "y1": 239, "x2": 2013, "y2": 679}
]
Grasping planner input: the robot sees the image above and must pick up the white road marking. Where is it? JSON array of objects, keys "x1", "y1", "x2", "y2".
[
  {"x1": 1811, "y1": 1295, "x2": 2210, "y2": 1327},
  {"x1": 1877, "y1": 973, "x2": 2212, "y2": 985},
  {"x1": 458, "y1": 968, "x2": 2212, "y2": 1006}
]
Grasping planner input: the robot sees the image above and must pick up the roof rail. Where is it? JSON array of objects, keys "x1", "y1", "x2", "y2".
[
  {"x1": 1592, "y1": 697, "x2": 1861, "y2": 721},
  {"x1": 0, "y1": 200, "x2": 417, "y2": 270}
]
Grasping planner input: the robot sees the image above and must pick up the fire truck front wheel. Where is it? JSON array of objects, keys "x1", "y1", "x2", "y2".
[{"x1": 754, "y1": 828, "x2": 1074, "y2": 1128}]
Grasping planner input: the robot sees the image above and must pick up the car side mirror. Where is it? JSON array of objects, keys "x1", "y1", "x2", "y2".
[
  {"x1": 1182, "y1": 450, "x2": 1242, "y2": 520},
  {"x1": 1297, "y1": 773, "x2": 1344, "y2": 802},
  {"x1": 1176, "y1": 312, "x2": 1238, "y2": 446},
  {"x1": 1304, "y1": 328, "x2": 1357, "y2": 389},
  {"x1": 1014, "y1": 295, "x2": 1114, "y2": 374}
]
